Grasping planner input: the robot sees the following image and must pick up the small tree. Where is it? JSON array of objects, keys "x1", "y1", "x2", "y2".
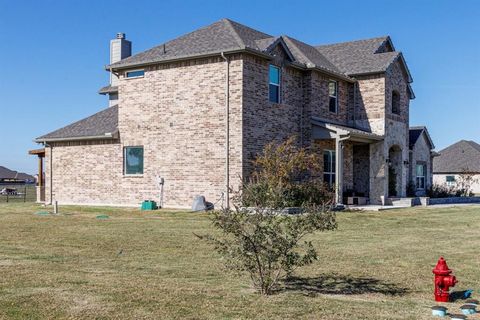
[
  {"x1": 197, "y1": 137, "x2": 337, "y2": 295},
  {"x1": 456, "y1": 169, "x2": 478, "y2": 197}
]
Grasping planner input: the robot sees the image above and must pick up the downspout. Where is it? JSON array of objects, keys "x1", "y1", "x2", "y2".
[
  {"x1": 44, "y1": 142, "x2": 53, "y2": 205},
  {"x1": 221, "y1": 52, "x2": 230, "y2": 209},
  {"x1": 352, "y1": 81, "x2": 357, "y2": 127}
]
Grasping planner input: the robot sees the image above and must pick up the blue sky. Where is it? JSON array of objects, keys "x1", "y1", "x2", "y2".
[{"x1": 1, "y1": 0, "x2": 479, "y2": 174}]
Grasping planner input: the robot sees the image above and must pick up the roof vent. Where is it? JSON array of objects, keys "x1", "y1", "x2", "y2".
[{"x1": 116, "y1": 32, "x2": 126, "y2": 39}]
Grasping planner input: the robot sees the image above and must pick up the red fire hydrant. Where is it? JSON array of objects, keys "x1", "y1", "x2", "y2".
[{"x1": 433, "y1": 257, "x2": 457, "y2": 302}]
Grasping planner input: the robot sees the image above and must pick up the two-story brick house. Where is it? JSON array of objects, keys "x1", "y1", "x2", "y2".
[{"x1": 35, "y1": 18, "x2": 434, "y2": 208}]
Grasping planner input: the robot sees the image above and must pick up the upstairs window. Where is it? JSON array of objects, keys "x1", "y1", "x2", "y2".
[
  {"x1": 124, "y1": 146, "x2": 144, "y2": 175},
  {"x1": 392, "y1": 90, "x2": 400, "y2": 114},
  {"x1": 269, "y1": 65, "x2": 280, "y2": 103},
  {"x1": 416, "y1": 164, "x2": 426, "y2": 190},
  {"x1": 323, "y1": 150, "x2": 336, "y2": 188},
  {"x1": 328, "y1": 81, "x2": 338, "y2": 113},
  {"x1": 126, "y1": 70, "x2": 145, "y2": 79}
]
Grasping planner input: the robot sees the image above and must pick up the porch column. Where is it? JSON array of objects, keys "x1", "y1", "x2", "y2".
[
  {"x1": 38, "y1": 156, "x2": 43, "y2": 188},
  {"x1": 335, "y1": 136, "x2": 344, "y2": 204}
]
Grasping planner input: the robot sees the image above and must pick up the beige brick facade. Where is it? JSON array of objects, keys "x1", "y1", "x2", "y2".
[{"x1": 43, "y1": 43, "x2": 422, "y2": 207}]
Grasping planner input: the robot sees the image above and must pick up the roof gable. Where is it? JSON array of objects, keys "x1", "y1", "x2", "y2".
[
  {"x1": 409, "y1": 126, "x2": 435, "y2": 150},
  {"x1": 433, "y1": 140, "x2": 480, "y2": 173},
  {"x1": 282, "y1": 36, "x2": 343, "y2": 75},
  {"x1": 255, "y1": 36, "x2": 295, "y2": 62},
  {"x1": 315, "y1": 36, "x2": 413, "y2": 83}
]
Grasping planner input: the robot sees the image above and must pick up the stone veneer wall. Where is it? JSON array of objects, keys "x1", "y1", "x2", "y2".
[
  {"x1": 352, "y1": 144, "x2": 370, "y2": 196},
  {"x1": 354, "y1": 58, "x2": 411, "y2": 204},
  {"x1": 410, "y1": 133, "x2": 433, "y2": 195}
]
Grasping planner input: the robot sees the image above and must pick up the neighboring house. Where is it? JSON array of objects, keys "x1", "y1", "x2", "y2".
[
  {"x1": 0, "y1": 166, "x2": 35, "y2": 184},
  {"x1": 35, "y1": 18, "x2": 434, "y2": 208},
  {"x1": 408, "y1": 126, "x2": 435, "y2": 196},
  {"x1": 433, "y1": 140, "x2": 480, "y2": 194}
]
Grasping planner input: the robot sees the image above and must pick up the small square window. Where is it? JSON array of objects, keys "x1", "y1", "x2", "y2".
[
  {"x1": 124, "y1": 147, "x2": 144, "y2": 175},
  {"x1": 126, "y1": 70, "x2": 145, "y2": 78},
  {"x1": 446, "y1": 175, "x2": 456, "y2": 186}
]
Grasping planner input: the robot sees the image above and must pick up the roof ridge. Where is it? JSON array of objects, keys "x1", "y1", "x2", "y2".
[
  {"x1": 222, "y1": 18, "x2": 246, "y2": 49},
  {"x1": 315, "y1": 35, "x2": 390, "y2": 48}
]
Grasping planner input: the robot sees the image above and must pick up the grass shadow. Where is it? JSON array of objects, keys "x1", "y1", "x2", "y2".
[{"x1": 280, "y1": 274, "x2": 409, "y2": 297}]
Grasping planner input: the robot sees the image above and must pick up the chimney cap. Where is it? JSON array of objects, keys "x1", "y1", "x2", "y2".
[{"x1": 116, "y1": 32, "x2": 126, "y2": 39}]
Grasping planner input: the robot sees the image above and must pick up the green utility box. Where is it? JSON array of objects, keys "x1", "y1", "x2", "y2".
[{"x1": 141, "y1": 200, "x2": 157, "y2": 211}]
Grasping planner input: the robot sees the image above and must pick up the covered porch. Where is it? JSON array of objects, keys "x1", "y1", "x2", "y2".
[
  {"x1": 28, "y1": 148, "x2": 46, "y2": 203},
  {"x1": 311, "y1": 118, "x2": 384, "y2": 205}
]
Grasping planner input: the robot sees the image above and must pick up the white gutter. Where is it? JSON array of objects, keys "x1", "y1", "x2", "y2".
[{"x1": 35, "y1": 132, "x2": 117, "y2": 143}]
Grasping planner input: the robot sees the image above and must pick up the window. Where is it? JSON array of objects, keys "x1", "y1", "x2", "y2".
[
  {"x1": 328, "y1": 81, "x2": 338, "y2": 113},
  {"x1": 446, "y1": 175, "x2": 456, "y2": 186},
  {"x1": 269, "y1": 65, "x2": 280, "y2": 103},
  {"x1": 416, "y1": 164, "x2": 426, "y2": 189},
  {"x1": 392, "y1": 90, "x2": 400, "y2": 115},
  {"x1": 323, "y1": 150, "x2": 336, "y2": 188},
  {"x1": 126, "y1": 70, "x2": 145, "y2": 79},
  {"x1": 124, "y1": 147, "x2": 144, "y2": 175}
]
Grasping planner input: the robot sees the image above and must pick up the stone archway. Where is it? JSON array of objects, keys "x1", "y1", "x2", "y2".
[{"x1": 388, "y1": 145, "x2": 403, "y2": 197}]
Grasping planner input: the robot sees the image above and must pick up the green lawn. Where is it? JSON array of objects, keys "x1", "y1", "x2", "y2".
[{"x1": 1, "y1": 203, "x2": 480, "y2": 319}]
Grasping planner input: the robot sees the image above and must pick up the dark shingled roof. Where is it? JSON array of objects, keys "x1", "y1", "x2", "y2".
[
  {"x1": 315, "y1": 37, "x2": 401, "y2": 76},
  {"x1": 409, "y1": 126, "x2": 435, "y2": 150},
  {"x1": 409, "y1": 127, "x2": 423, "y2": 149},
  {"x1": 98, "y1": 85, "x2": 118, "y2": 94},
  {"x1": 282, "y1": 36, "x2": 343, "y2": 75},
  {"x1": 109, "y1": 19, "x2": 412, "y2": 82},
  {"x1": 433, "y1": 140, "x2": 480, "y2": 173},
  {"x1": 108, "y1": 19, "x2": 410, "y2": 83},
  {"x1": 0, "y1": 166, "x2": 16, "y2": 179},
  {"x1": 0, "y1": 166, "x2": 34, "y2": 181},
  {"x1": 36, "y1": 105, "x2": 118, "y2": 142},
  {"x1": 109, "y1": 19, "x2": 272, "y2": 70}
]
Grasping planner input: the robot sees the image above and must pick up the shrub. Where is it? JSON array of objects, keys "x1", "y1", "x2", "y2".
[
  {"x1": 197, "y1": 137, "x2": 336, "y2": 295},
  {"x1": 200, "y1": 205, "x2": 336, "y2": 295}
]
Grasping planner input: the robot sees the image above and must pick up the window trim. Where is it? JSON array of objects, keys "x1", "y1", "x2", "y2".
[
  {"x1": 415, "y1": 163, "x2": 426, "y2": 190},
  {"x1": 323, "y1": 149, "x2": 336, "y2": 187},
  {"x1": 125, "y1": 69, "x2": 145, "y2": 79},
  {"x1": 328, "y1": 80, "x2": 338, "y2": 113},
  {"x1": 123, "y1": 146, "x2": 144, "y2": 176},
  {"x1": 268, "y1": 64, "x2": 281, "y2": 103}
]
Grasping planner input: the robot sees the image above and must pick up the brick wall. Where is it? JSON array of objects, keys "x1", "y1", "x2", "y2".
[{"x1": 47, "y1": 56, "x2": 244, "y2": 208}]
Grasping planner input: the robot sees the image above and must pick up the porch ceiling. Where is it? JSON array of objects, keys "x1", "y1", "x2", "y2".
[{"x1": 311, "y1": 117, "x2": 384, "y2": 143}]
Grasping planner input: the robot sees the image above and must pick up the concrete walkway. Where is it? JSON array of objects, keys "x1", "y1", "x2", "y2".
[{"x1": 347, "y1": 203, "x2": 480, "y2": 211}]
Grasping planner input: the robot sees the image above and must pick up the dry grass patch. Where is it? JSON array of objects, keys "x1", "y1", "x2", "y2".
[{"x1": 1, "y1": 203, "x2": 480, "y2": 319}]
